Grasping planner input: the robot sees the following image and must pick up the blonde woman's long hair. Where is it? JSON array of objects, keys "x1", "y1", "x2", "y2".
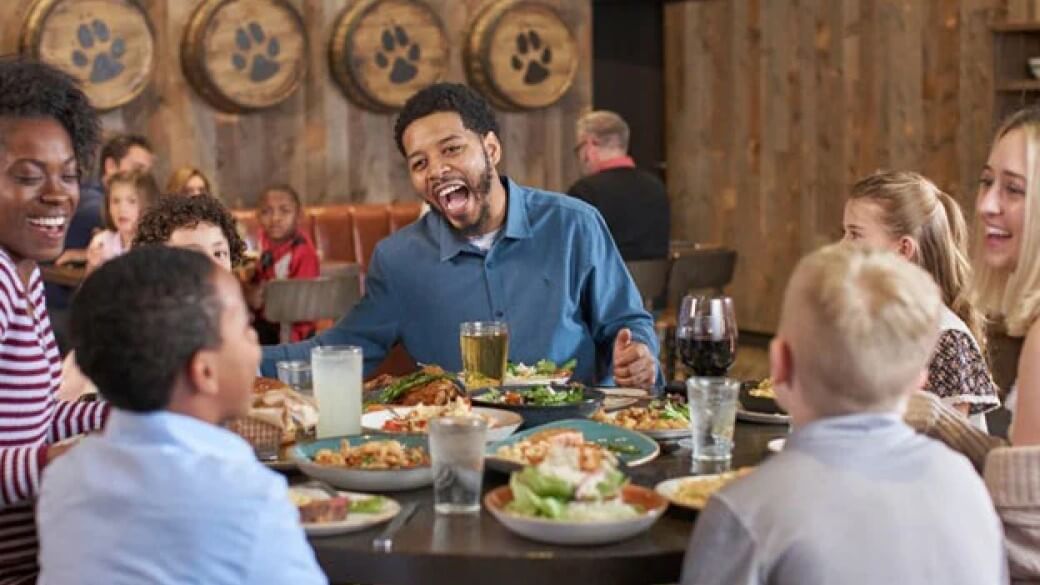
[
  {"x1": 973, "y1": 107, "x2": 1040, "y2": 336},
  {"x1": 849, "y1": 170, "x2": 987, "y2": 351}
]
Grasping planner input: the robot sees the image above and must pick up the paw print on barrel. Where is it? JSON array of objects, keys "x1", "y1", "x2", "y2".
[
  {"x1": 231, "y1": 22, "x2": 281, "y2": 83},
  {"x1": 374, "y1": 25, "x2": 420, "y2": 85},
  {"x1": 511, "y1": 29, "x2": 551, "y2": 85},
  {"x1": 71, "y1": 19, "x2": 127, "y2": 84}
]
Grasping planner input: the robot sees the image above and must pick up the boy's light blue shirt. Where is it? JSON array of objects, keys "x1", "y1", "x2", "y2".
[
  {"x1": 37, "y1": 410, "x2": 327, "y2": 585},
  {"x1": 260, "y1": 176, "x2": 659, "y2": 386}
]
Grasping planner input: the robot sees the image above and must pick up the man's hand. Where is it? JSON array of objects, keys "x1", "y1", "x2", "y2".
[{"x1": 613, "y1": 328, "x2": 657, "y2": 390}]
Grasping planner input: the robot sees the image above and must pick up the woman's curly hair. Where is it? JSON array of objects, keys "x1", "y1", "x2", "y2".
[
  {"x1": 0, "y1": 58, "x2": 100, "y2": 174},
  {"x1": 134, "y1": 195, "x2": 247, "y2": 267}
]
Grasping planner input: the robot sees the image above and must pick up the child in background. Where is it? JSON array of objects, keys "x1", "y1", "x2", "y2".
[
  {"x1": 249, "y1": 184, "x2": 320, "y2": 344},
  {"x1": 134, "y1": 194, "x2": 245, "y2": 271},
  {"x1": 85, "y1": 169, "x2": 159, "y2": 272},
  {"x1": 843, "y1": 170, "x2": 1000, "y2": 429},
  {"x1": 166, "y1": 166, "x2": 212, "y2": 198},
  {"x1": 58, "y1": 195, "x2": 248, "y2": 402},
  {"x1": 681, "y1": 244, "x2": 1006, "y2": 585}
]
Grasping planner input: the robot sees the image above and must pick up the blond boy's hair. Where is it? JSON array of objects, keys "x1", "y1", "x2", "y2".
[
  {"x1": 784, "y1": 244, "x2": 942, "y2": 416},
  {"x1": 972, "y1": 107, "x2": 1040, "y2": 336}
]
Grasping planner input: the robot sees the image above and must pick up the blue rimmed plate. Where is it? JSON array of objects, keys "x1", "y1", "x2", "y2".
[
  {"x1": 485, "y1": 418, "x2": 660, "y2": 473},
  {"x1": 292, "y1": 434, "x2": 433, "y2": 492}
]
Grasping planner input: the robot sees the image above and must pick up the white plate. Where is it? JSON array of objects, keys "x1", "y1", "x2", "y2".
[
  {"x1": 736, "y1": 408, "x2": 791, "y2": 425},
  {"x1": 289, "y1": 487, "x2": 400, "y2": 537},
  {"x1": 485, "y1": 485, "x2": 667, "y2": 545},
  {"x1": 767, "y1": 438, "x2": 786, "y2": 453},
  {"x1": 655, "y1": 470, "x2": 753, "y2": 511},
  {"x1": 504, "y1": 374, "x2": 571, "y2": 386},
  {"x1": 360, "y1": 406, "x2": 522, "y2": 443}
]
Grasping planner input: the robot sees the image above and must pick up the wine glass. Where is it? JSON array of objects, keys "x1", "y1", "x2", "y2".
[{"x1": 676, "y1": 294, "x2": 737, "y2": 378}]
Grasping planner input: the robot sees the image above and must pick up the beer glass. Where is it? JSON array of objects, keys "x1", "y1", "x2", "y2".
[{"x1": 459, "y1": 321, "x2": 509, "y2": 387}]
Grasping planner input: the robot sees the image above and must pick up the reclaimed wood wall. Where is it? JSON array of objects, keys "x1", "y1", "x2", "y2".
[
  {"x1": 665, "y1": 0, "x2": 1008, "y2": 333},
  {"x1": 0, "y1": 0, "x2": 591, "y2": 208}
]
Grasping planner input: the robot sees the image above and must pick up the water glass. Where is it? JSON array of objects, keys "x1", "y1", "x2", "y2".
[
  {"x1": 311, "y1": 346, "x2": 363, "y2": 439},
  {"x1": 459, "y1": 321, "x2": 509, "y2": 387},
  {"x1": 686, "y1": 377, "x2": 739, "y2": 462},
  {"x1": 429, "y1": 416, "x2": 488, "y2": 514},
  {"x1": 276, "y1": 360, "x2": 312, "y2": 396}
]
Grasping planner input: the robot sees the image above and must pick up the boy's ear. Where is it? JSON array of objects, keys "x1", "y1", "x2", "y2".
[
  {"x1": 769, "y1": 336, "x2": 793, "y2": 390},
  {"x1": 186, "y1": 350, "x2": 220, "y2": 398}
]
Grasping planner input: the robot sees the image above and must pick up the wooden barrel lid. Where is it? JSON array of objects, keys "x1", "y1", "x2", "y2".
[
  {"x1": 182, "y1": 0, "x2": 307, "y2": 112},
  {"x1": 329, "y1": 0, "x2": 449, "y2": 112},
  {"x1": 20, "y1": 0, "x2": 155, "y2": 111},
  {"x1": 465, "y1": 0, "x2": 578, "y2": 110}
]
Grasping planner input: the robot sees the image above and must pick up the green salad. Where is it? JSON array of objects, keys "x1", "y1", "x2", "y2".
[
  {"x1": 505, "y1": 444, "x2": 639, "y2": 522},
  {"x1": 506, "y1": 358, "x2": 577, "y2": 378},
  {"x1": 481, "y1": 384, "x2": 586, "y2": 406},
  {"x1": 349, "y1": 496, "x2": 386, "y2": 514}
]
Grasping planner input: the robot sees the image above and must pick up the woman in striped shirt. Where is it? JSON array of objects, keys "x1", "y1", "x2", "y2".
[{"x1": 0, "y1": 59, "x2": 108, "y2": 584}]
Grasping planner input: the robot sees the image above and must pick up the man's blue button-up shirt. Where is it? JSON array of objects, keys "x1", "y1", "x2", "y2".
[{"x1": 261, "y1": 177, "x2": 658, "y2": 385}]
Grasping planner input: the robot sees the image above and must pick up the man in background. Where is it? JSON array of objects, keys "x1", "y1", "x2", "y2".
[{"x1": 568, "y1": 111, "x2": 670, "y2": 261}]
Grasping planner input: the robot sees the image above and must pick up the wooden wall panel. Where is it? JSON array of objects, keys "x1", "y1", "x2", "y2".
[
  {"x1": 0, "y1": 0, "x2": 591, "y2": 208},
  {"x1": 666, "y1": 0, "x2": 1006, "y2": 333}
]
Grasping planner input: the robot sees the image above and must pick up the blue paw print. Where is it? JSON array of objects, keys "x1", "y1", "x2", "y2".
[
  {"x1": 511, "y1": 29, "x2": 551, "y2": 86},
  {"x1": 231, "y1": 22, "x2": 280, "y2": 83},
  {"x1": 71, "y1": 19, "x2": 126, "y2": 84},
  {"x1": 374, "y1": 25, "x2": 420, "y2": 85}
]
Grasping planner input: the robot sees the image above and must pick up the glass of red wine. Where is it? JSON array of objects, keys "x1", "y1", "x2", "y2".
[{"x1": 676, "y1": 294, "x2": 737, "y2": 377}]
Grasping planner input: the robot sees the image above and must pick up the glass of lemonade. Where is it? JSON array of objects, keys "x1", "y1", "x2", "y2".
[
  {"x1": 311, "y1": 346, "x2": 363, "y2": 439},
  {"x1": 429, "y1": 416, "x2": 488, "y2": 514},
  {"x1": 686, "y1": 377, "x2": 739, "y2": 462},
  {"x1": 459, "y1": 321, "x2": 509, "y2": 387}
]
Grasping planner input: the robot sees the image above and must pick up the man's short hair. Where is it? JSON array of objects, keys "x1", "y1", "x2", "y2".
[
  {"x1": 71, "y1": 246, "x2": 224, "y2": 412},
  {"x1": 576, "y1": 110, "x2": 630, "y2": 152},
  {"x1": 784, "y1": 243, "x2": 942, "y2": 415},
  {"x1": 0, "y1": 57, "x2": 100, "y2": 174},
  {"x1": 99, "y1": 133, "x2": 152, "y2": 174},
  {"x1": 394, "y1": 83, "x2": 500, "y2": 156}
]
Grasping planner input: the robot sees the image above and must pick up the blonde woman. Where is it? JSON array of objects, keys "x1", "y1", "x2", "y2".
[
  {"x1": 905, "y1": 107, "x2": 1040, "y2": 581},
  {"x1": 843, "y1": 171, "x2": 1000, "y2": 428},
  {"x1": 166, "y1": 165, "x2": 211, "y2": 197}
]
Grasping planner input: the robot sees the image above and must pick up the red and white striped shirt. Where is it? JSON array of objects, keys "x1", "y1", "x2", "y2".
[{"x1": 0, "y1": 249, "x2": 107, "y2": 583}]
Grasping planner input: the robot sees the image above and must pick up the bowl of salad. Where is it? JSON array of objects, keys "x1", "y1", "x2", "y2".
[
  {"x1": 484, "y1": 440, "x2": 668, "y2": 545},
  {"x1": 469, "y1": 383, "x2": 605, "y2": 429}
]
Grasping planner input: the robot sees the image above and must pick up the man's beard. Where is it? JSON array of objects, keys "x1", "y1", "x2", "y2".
[{"x1": 455, "y1": 146, "x2": 495, "y2": 237}]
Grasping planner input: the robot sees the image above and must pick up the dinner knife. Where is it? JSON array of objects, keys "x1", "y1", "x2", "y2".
[{"x1": 372, "y1": 501, "x2": 419, "y2": 552}]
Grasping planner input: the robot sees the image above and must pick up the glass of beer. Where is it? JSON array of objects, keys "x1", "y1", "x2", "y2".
[{"x1": 459, "y1": 321, "x2": 509, "y2": 388}]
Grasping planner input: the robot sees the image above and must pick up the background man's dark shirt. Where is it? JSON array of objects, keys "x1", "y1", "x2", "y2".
[{"x1": 567, "y1": 167, "x2": 670, "y2": 261}]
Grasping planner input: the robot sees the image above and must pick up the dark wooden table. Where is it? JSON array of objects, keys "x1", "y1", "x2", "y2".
[
  {"x1": 307, "y1": 421, "x2": 788, "y2": 585},
  {"x1": 39, "y1": 264, "x2": 86, "y2": 288}
]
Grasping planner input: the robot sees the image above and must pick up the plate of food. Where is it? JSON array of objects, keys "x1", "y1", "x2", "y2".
[
  {"x1": 470, "y1": 384, "x2": 605, "y2": 429},
  {"x1": 654, "y1": 467, "x2": 755, "y2": 511},
  {"x1": 485, "y1": 440, "x2": 667, "y2": 545},
  {"x1": 591, "y1": 398, "x2": 691, "y2": 441},
  {"x1": 364, "y1": 365, "x2": 465, "y2": 408},
  {"x1": 486, "y1": 419, "x2": 659, "y2": 473},
  {"x1": 503, "y1": 359, "x2": 576, "y2": 386},
  {"x1": 288, "y1": 485, "x2": 400, "y2": 537},
  {"x1": 228, "y1": 377, "x2": 319, "y2": 471},
  {"x1": 360, "y1": 400, "x2": 523, "y2": 442},
  {"x1": 292, "y1": 435, "x2": 433, "y2": 492}
]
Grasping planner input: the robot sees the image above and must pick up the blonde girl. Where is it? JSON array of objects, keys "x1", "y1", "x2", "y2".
[
  {"x1": 843, "y1": 170, "x2": 999, "y2": 428},
  {"x1": 86, "y1": 169, "x2": 159, "y2": 272},
  {"x1": 166, "y1": 165, "x2": 212, "y2": 198}
]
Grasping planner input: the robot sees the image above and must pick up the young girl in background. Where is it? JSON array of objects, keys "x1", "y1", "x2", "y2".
[
  {"x1": 165, "y1": 166, "x2": 212, "y2": 198},
  {"x1": 85, "y1": 170, "x2": 159, "y2": 272},
  {"x1": 843, "y1": 170, "x2": 1000, "y2": 429},
  {"x1": 249, "y1": 184, "x2": 320, "y2": 344}
]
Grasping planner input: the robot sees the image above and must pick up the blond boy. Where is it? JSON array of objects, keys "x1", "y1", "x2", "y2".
[{"x1": 681, "y1": 244, "x2": 1006, "y2": 585}]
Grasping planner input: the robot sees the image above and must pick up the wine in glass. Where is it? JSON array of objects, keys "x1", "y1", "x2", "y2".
[{"x1": 676, "y1": 295, "x2": 737, "y2": 377}]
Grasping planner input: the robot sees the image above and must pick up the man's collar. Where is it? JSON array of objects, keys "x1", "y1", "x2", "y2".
[
  {"x1": 437, "y1": 176, "x2": 532, "y2": 262},
  {"x1": 592, "y1": 155, "x2": 636, "y2": 173}
]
